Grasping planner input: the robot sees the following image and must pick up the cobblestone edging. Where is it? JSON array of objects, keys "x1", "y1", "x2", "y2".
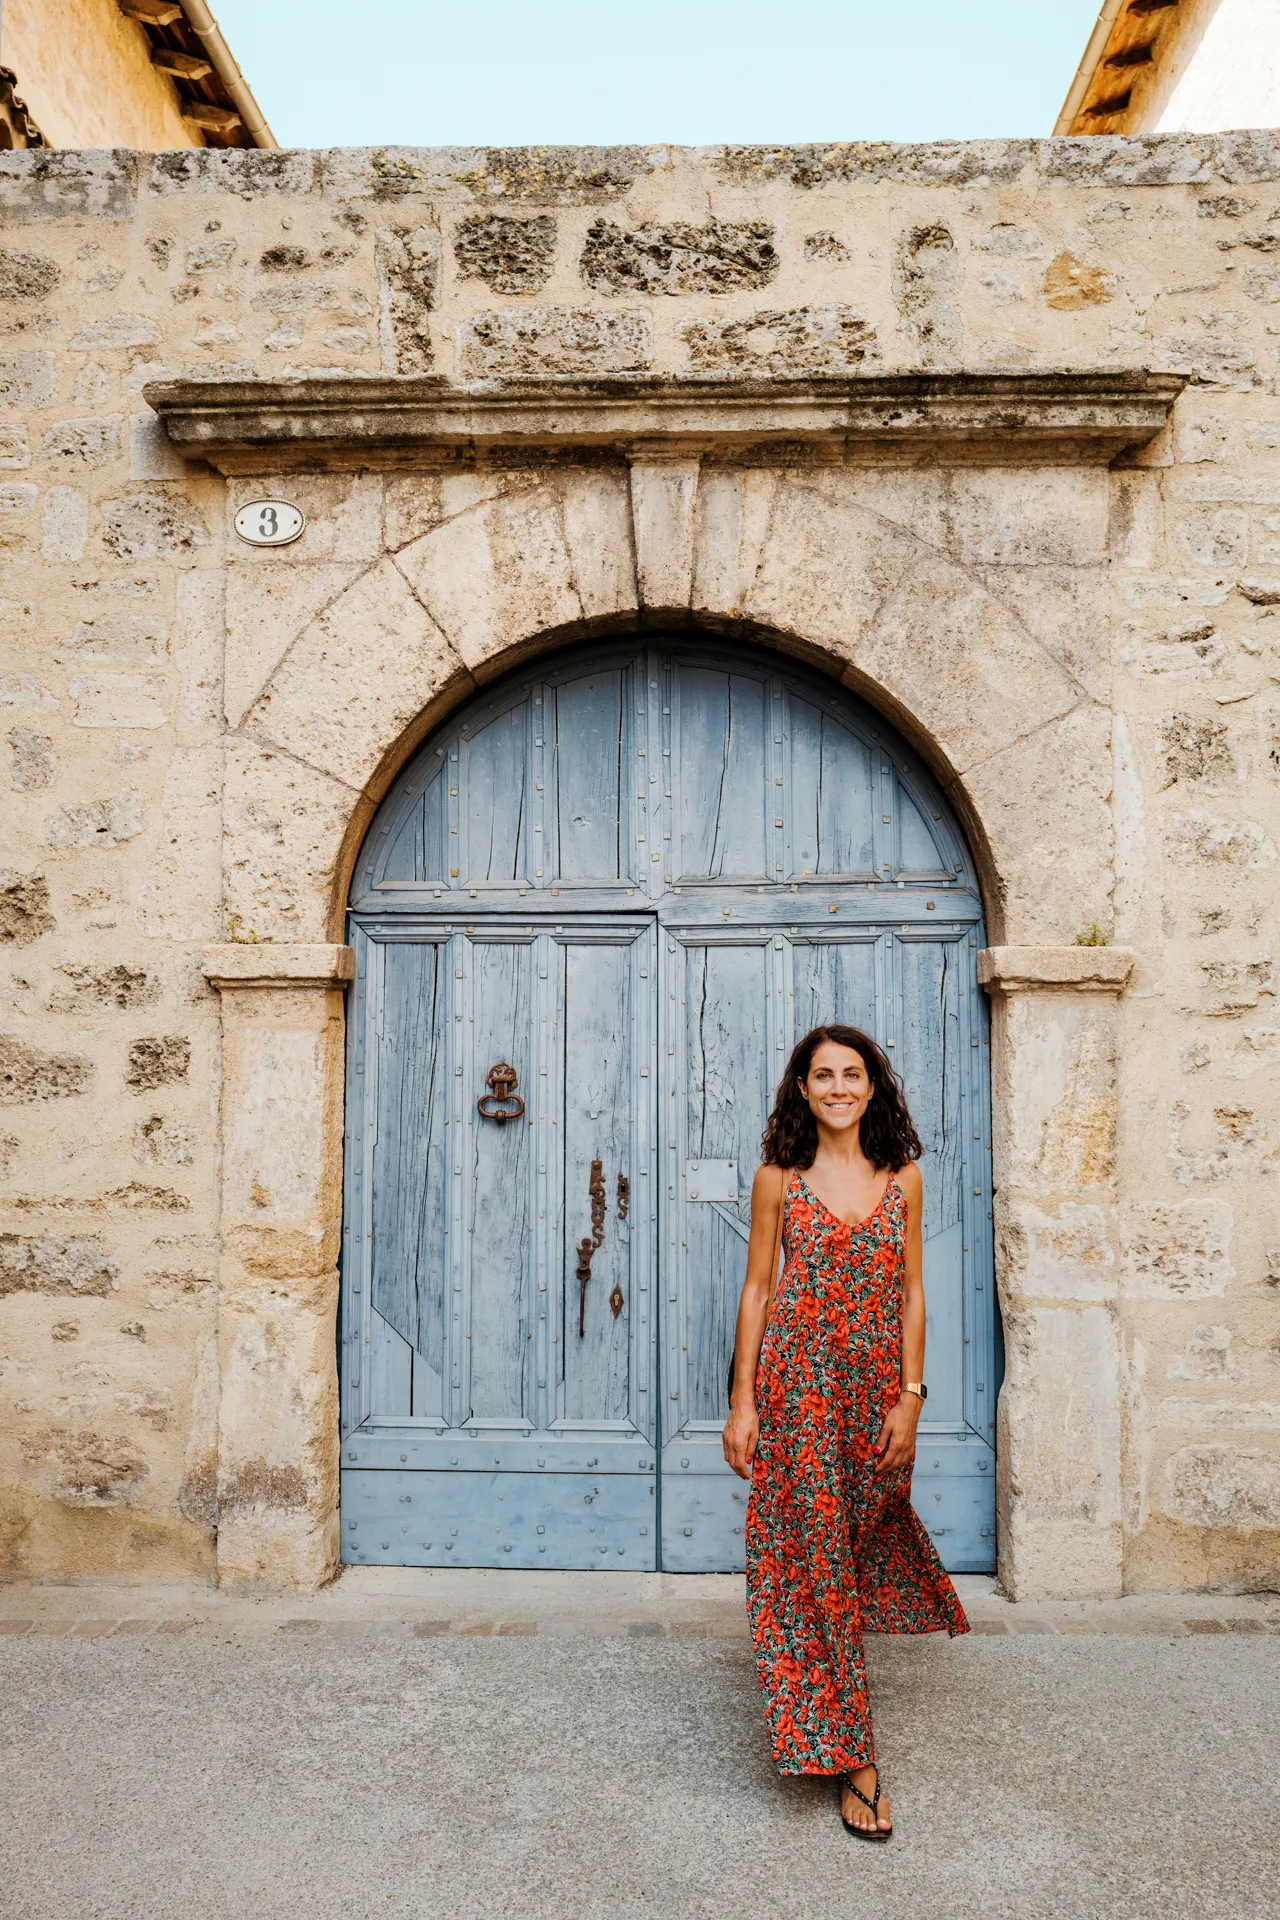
[{"x1": 1, "y1": 1572, "x2": 1276, "y2": 1640}]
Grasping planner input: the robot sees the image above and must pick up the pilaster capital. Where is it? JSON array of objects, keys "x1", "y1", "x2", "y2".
[
  {"x1": 201, "y1": 943, "x2": 355, "y2": 991},
  {"x1": 978, "y1": 946, "x2": 1135, "y2": 995}
]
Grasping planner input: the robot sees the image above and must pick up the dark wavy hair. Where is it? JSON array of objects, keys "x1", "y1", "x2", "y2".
[{"x1": 761, "y1": 1025, "x2": 922, "y2": 1172}]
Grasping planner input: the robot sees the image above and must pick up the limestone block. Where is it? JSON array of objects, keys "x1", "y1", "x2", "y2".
[
  {"x1": 124, "y1": 1036, "x2": 190, "y2": 1090},
  {"x1": 0, "y1": 429, "x2": 31, "y2": 470},
  {"x1": 0, "y1": 1034, "x2": 92, "y2": 1104},
  {"x1": 56, "y1": 612, "x2": 167, "y2": 668},
  {"x1": 893, "y1": 222, "x2": 961, "y2": 366},
  {"x1": 247, "y1": 558, "x2": 463, "y2": 793},
  {"x1": 133, "y1": 745, "x2": 222, "y2": 942},
  {"x1": 224, "y1": 562, "x2": 364, "y2": 730},
  {"x1": 43, "y1": 787, "x2": 142, "y2": 849},
  {"x1": 989, "y1": 989, "x2": 1120, "y2": 1200},
  {"x1": 0, "y1": 351, "x2": 53, "y2": 408},
  {"x1": 1120, "y1": 1201, "x2": 1236, "y2": 1302},
  {"x1": 0, "y1": 870, "x2": 53, "y2": 945},
  {"x1": 677, "y1": 306, "x2": 877, "y2": 376},
  {"x1": 962, "y1": 705, "x2": 1113, "y2": 947},
  {"x1": 223, "y1": 738, "x2": 358, "y2": 944},
  {"x1": 1161, "y1": 1443, "x2": 1280, "y2": 1529},
  {"x1": 173, "y1": 569, "x2": 225, "y2": 739},
  {"x1": 0, "y1": 247, "x2": 60, "y2": 299},
  {"x1": 1161, "y1": 1399, "x2": 1280, "y2": 1430},
  {"x1": 629, "y1": 459, "x2": 698, "y2": 612},
  {"x1": 70, "y1": 674, "x2": 168, "y2": 729},
  {"x1": 744, "y1": 479, "x2": 913, "y2": 672},
  {"x1": 996, "y1": 1199, "x2": 1117, "y2": 1303},
  {"x1": 1166, "y1": 809, "x2": 1277, "y2": 870},
  {"x1": 41, "y1": 487, "x2": 87, "y2": 562},
  {"x1": 947, "y1": 471, "x2": 1109, "y2": 569},
  {"x1": 222, "y1": 1026, "x2": 328, "y2": 1255},
  {"x1": 971, "y1": 565, "x2": 1111, "y2": 707},
  {"x1": 394, "y1": 489, "x2": 581, "y2": 672},
  {"x1": 453, "y1": 212, "x2": 556, "y2": 294},
  {"x1": 997, "y1": 1304, "x2": 1123, "y2": 1599},
  {"x1": 579, "y1": 217, "x2": 778, "y2": 295},
  {"x1": 456, "y1": 308, "x2": 652, "y2": 379},
  {"x1": 100, "y1": 492, "x2": 207, "y2": 562},
  {"x1": 0, "y1": 1233, "x2": 116, "y2": 1296},
  {"x1": 5, "y1": 728, "x2": 55, "y2": 791},
  {"x1": 557, "y1": 468, "x2": 636, "y2": 622},
  {"x1": 211, "y1": 973, "x2": 346, "y2": 1589},
  {"x1": 690, "y1": 468, "x2": 779, "y2": 619},
  {"x1": 226, "y1": 474, "x2": 382, "y2": 567}
]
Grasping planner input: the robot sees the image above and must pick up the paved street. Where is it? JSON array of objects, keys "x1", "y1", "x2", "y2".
[{"x1": 1, "y1": 1574, "x2": 1277, "y2": 1920}]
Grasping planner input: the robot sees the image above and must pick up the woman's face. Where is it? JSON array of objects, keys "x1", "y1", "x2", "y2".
[{"x1": 798, "y1": 1040, "x2": 874, "y2": 1135}]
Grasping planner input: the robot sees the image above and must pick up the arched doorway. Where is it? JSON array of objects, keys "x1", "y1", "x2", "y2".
[{"x1": 339, "y1": 637, "x2": 998, "y2": 1573}]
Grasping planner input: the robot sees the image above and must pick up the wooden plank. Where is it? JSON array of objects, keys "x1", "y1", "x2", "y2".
[
  {"x1": 677, "y1": 938, "x2": 770, "y2": 1423},
  {"x1": 789, "y1": 695, "x2": 877, "y2": 877},
  {"x1": 464, "y1": 936, "x2": 533, "y2": 1422},
  {"x1": 462, "y1": 703, "x2": 528, "y2": 885},
  {"x1": 675, "y1": 667, "x2": 768, "y2": 880},
  {"x1": 368, "y1": 1307, "x2": 413, "y2": 1417},
  {"x1": 369, "y1": 941, "x2": 447, "y2": 1408},
  {"x1": 561, "y1": 937, "x2": 634, "y2": 1422},
  {"x1": 553, "y1": 670, "x2": 625, "y2": 883}
]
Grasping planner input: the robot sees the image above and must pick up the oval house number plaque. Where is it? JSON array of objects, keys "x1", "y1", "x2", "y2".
[{"x1": 233, "y1": 499, "x2": 305, "y2": 548}]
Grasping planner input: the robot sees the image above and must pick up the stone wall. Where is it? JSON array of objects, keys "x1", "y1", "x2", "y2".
[{"x1": 1, "y1": 138, "x2": 1278, "y2": 1594}]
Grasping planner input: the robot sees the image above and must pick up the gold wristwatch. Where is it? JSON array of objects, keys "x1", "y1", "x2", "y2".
[{"x1": 902, "y1": 1382, "x2": 927, "y2": 1401}]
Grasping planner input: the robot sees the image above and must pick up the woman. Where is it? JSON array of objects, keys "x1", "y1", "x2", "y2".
[{"x1": 722, "y1": 1025, "x2": 968, "y2": 1841}]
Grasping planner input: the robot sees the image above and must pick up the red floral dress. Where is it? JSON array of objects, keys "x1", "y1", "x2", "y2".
[{"x1": 745, "y1": 1169, "x2": 968, "y2": 1777}]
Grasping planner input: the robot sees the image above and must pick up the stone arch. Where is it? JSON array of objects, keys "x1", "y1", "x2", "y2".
[
  {"x1": 209, "y1": 455, "x2": 1128, "y2": 1602},
  {"x1": 221, "y1": 460, "x2": 1112, "y2": 954}
]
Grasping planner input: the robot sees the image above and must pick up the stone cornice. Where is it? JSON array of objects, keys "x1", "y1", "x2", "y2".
[
  {"x1": 978, "y1": 946, "x2": 1135, "y2": 994},
  {"x1": 145, "y1": 369, "x2": 1185, "y2": 472},
  {"x1": 202, "y1": 944, "x2": 355, "y2": 990}
]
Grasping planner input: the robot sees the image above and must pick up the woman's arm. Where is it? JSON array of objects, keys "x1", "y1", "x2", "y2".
[
  {"x1": 721, "y1": 1163, "x2": 784, "y2": 1481},
  {"x1": 873, "y1": 1159, "x2": 925, "y2": 1476}
]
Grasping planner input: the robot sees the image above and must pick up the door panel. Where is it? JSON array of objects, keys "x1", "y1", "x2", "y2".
[
  {"x1": 342, "y1": 918, "x2": 658, "y2": 1569},
  {"x1": 343, "y1": 638, "x2": 997, "y2": 1576},
  {"x1": 660, "y1": 919, "x2": 994, "y2": 1574}
]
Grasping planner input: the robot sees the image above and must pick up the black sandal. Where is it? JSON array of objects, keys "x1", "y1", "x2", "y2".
[{"x1": 841, "y1": 1766, "x2": 892, "y2": 1842}]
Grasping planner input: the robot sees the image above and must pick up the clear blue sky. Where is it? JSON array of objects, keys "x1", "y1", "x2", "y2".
[{"x1": 213, "y1": 0, "x2": 1103, "y2": 150}]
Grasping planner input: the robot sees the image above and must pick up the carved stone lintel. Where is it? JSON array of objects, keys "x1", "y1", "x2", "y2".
[{"x1": 144, "y1": 369, "x2": 1186, "y2": 474}]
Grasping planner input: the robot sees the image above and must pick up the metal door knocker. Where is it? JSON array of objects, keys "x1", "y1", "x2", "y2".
[{"x1": 477, "y1": 1062, "x2": 525, "y2": 1125}]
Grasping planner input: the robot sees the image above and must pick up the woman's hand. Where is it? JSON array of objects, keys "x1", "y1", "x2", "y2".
[
  {"x1": 872, "y1": 1392, "x2": 922, "y2": 1475},
  {"x1": 722, "y1": 1398, "x2": 761, "y2": 1481}
]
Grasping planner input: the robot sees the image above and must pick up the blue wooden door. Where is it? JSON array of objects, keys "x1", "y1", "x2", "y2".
[{"x1": 341, "y1": 640, "x2": 996, "y2": 1572}]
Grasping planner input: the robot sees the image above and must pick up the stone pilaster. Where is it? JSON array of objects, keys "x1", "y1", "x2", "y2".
[
  {"x1": 201, "y1": 944, "x2": 353, "y2": 1590},
  {"x1": 980, "y1": 945, "x2": 1135, "y2": 1601}
]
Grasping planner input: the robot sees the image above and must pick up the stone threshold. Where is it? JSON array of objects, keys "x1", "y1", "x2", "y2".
[
  {"x1": 144, "y1": 368, "x2": 1185, "y2": 472},
  {"x1": 1, "y1": 1570, "x2": 1276, "y2": 1640}
]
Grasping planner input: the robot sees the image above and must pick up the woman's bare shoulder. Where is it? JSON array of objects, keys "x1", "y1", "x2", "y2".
[
  {"x1": 751, "y1": 1161, "x2": 787, "y2": 1202},
  {"x1": 894, "y1": 1160, "x2": 923, "y2": 1203}
]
